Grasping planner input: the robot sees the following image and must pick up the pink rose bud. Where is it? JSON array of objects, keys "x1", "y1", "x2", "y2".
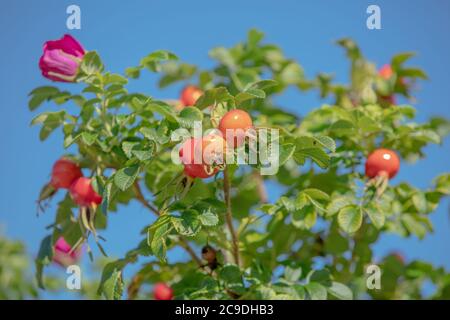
[
  {"x1": 39, "y1": 34, "x2": 85, "y2": 82},
  {"x1": 53, "y1": 236, "x2": 81, "y2": 267}
]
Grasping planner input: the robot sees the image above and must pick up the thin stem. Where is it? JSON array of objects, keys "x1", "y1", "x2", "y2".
[
  {"x1": 223, "y1": 167, "x2": 240, "y2": 266},
  {"x1": 253, "y1": 171, "x2": 268, "y2": 203},
  {"x1": 132, "y1": 182, "x2": 203, "y2": 266}
]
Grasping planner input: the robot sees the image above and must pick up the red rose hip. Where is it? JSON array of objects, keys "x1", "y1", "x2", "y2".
[
  {"x1": 69, "y1": 177, "x2": 102, "y2": 206},
  {"x1": 218, "y1": 109, "x2": 253, "y2": 147},
  {"x1": 180, "y1": 85, "x2": 203, "y2": 107},
  {"x1": 153, "y1": 283, "x2": 173, "y2": 300},
  {"x1": 50, "y1": 158, "x2": 83, "y2": 189},
  {"x1": 365, "y1": 148, "x2": 400, "y2": 179}
]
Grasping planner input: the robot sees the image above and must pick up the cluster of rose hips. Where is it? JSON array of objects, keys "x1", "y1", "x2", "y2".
[
  {"x1": 44, "y1": 158, "x2": 103, "y2": 266},
  {"x1": 178, "y1": 86, "x2": 254, "y2": 179},
  {"x1": 50, "y1": 158, "x2": 102, "y2": 207}
]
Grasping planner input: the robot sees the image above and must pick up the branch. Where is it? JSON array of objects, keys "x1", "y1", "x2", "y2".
[
  {"x1": 132, "y1": 182, "x2": 203, "y2": 267},
  {"x1": 223, "y1": 167, "x2": 241, "y2": 266}
]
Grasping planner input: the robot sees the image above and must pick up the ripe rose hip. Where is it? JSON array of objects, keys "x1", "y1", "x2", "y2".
[
  {"x1": 69, "y1": 177, "x2": 102, "y2": 207},
  {"x1": 179, "y1": 135, "x2": 226, "y2": 179},
  {"x1": 218, "y1": 109, "x2": 253, "y2": 147},
  {"x1": 180, "y1": 85, "x2": 203, "y2": 107},
  {"x1": 50, "y1": 158, "x2": 83, "y2": 189},
  {"x1": 153, "y1": 283, "x2": 173, "y2": 300},
  {"x1": 365, "y1": 148, "x2": 400, "y2": 179}
]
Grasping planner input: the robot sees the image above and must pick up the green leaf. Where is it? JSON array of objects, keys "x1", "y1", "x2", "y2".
[
  {"x1": 114, "y1": 165, "x2": 140, "y2": 191},
  {"x1": 140, "y1": 50, "x2": 178, "y2": 72},
  {"x1": 97, "y1": 261, "x2": 125, "y2": 300},
  {"x1": 171, "y1": 210, "x2": 202, "y2": 236},
  {"x1": 284, "y1": 266, "x2": 302, "y2": 283},
  {"x1": 294, "y1": 147, "x2": 330, "y2": 169},
  {"x1": 138, "y1": 99, "x2": 178, "y2": 122},
  {"x1": 292, "y1": 205, "x2": 316, "y2": 229},
  {"x1": 412, "y1": 192, "x2": 427, "y2": 214},
  {"x1": 28, "y1": 86, "x2": 60, "y2": 111},
  {"x1": 209, "y1": 47, "x2": 236, "y2": 69},
  {"x1": 80, "y1": 51, "x2": 104, "y2": 75},
  {"x1": 122, "y1": 141, "x2": 154, "y2": 161},
  {"x1": 279, "y1": 62, "x2": 304, "y2": 84},
  {"x1": 178, "y1": 107, "x2": 204, "y2": 128},
  {"x1": 31, "y1": 111, "x2": 66, "y2": 141},
  {"x1": 148, "y1": 219, "x2": 172, "y2": 262},
  {"x1": 279, "y1": 143, "x2": 296, "y2": 166},
  {"x1": 401, "y1": 214, "x2": 427, "y2": 239},
  {"x1": 199, "y1": 210, "x2": 219, "y2": 226},
  {"x1": 313, "y1": 136, "x2": 336, "y2": 152},
  {"x1": 35, "y1": 235, "x2": 53, "y2": 289},
  {"x1": 327, "y1": 282, "x2": 353, "y2": 300},
  {"x1": 305, "y1": 282, "x2": 327, "y2": 300},
  {"x1": 303, "y1": 188, "x2": 330, "y2": 201},
  {"x1": 338, "y1": 206, "x2": 363, "y2": 233},
  {"x1": 391, "y1": 52, "x2": 415, "y2": 68},
  {"x1": 195, "y1": 87, "x2": 234, "y2": 109},
  {"x1": 81, "y1": 132, "x2": 97, "y2": 146},
  {"x1": 125, "y1": 67, "x2": 141, "y2": 79},
  {"x1": 218, "y1": 264, "x2": 245, "y2": 294},
  {"x1": 244, "y1": 79, "x2": 278, "y2": 91},
  {"x1": 364, "y1": 206, "x2": 385, "y2": 229},
  {"x1": 235, "y1": 89, "x2": 265, "y2": 105}
]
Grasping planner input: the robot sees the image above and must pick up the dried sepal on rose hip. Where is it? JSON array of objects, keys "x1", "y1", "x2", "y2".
[{"x1": 69, "y1": 177, "x2": 103, "y2": 235}]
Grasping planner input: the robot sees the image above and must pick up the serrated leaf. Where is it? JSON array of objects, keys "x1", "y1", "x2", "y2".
[
  {"x1": 195, "y1": 87, "x2": 234, "y2": 109},
  {"x1": 31, "y1": 111, "x2": 66, "y2": 141},
  {"x1": 28, "y1": 86, "x2": 60, "y2": 111},
  {"x1": 178, "y1": 106, "x2": 203, "y2": 128},
  {"x1": 278, "y1": 143, "x2": 296, "y2": 166},
  {"x1": 148, "y1": 221, "x2": 172, "y2": 262},
  {"x1": 98, "y1": 261, "x2": 125, "y2": 300},
  {"x1": 171, "y1": 211, "x2": 202, "y2": 236},
  {"x1": 235, "y1": 89, "x2": 265, "y2": 105},
  {"x1": 364, "y1": 206, "x2": 385, "y2": 229},
  {"x1": 313, "y1": 136, "x2": 336, "y2": 152},
  {"x1": 199, "y1": 210, "x2": 219, "y2": 226},
  {"x1": 338, "y1": 206, "x2": 363, "y2": 233},
  {"x1": 114, "y1": 165, "x2": 139, "y2": 191},
  {"x1": 295, "y1": 147, "x2": 330, "y2": 169}
]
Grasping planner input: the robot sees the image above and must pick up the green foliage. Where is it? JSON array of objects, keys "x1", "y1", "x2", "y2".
[{"x1": 28, "y1": 29, "x2": 450, "y2": 300}]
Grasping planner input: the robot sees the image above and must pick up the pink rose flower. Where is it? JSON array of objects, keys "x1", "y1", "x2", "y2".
[
  {"x1": 53, "y1": 236, "x2": 81, "y2": 267},
  {"x1": 39, "y1": 34, "x2": 85, "y2": 82}
]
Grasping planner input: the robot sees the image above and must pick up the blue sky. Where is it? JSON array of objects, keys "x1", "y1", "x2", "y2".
[{"x1": 0, "y1": 0, "x2": 449, "y2": 298}]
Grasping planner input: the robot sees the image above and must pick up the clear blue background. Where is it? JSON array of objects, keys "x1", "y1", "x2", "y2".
[{"x1": 0, "y1": 0, "x2": 449, "y2": 299}]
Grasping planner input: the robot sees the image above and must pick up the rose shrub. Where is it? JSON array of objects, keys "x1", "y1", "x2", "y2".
[{"x1": 30, "y1": 30, "x2": 450, "y2": 300}]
